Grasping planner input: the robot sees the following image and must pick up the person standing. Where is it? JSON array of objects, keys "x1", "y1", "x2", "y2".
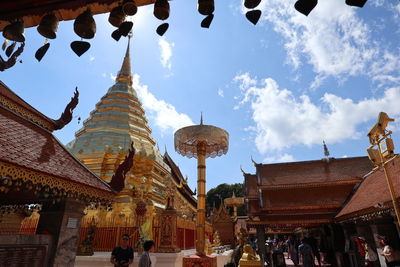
[
  {"x1": 299, "y1": 238, "x2": 315, "y2": 267},
  {"x1": 379, "y1": 237, "x2": 400, "y2": 267},
  {"x1": 287, "y1": 235, "x2": 299, "y2": 266},
  {"x1": 307, "y1": 234, "x2": 321, "y2": 266},
  {"x1": 139, "y1": 240, "x2": 154, "y2": 267},
  {"x1": 110, "y1": 234, "x2": 134, "y2": 267}
]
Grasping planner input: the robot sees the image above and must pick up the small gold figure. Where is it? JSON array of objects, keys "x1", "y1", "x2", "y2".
[{"x1": 238, "y1": 244, "x2": 261, "y2": 267}]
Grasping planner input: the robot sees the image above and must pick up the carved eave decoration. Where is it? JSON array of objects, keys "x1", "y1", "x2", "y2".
[
  {"x1": 258, "y1": 179, "x2": 362, "y2": 190},
  {"x1": 0, "y1": 160, "x2": 115, "y2": 204},
  {"x1": 335, "y1": 202, "x2": 396, "y2": 223},
  {"x1": 0, "y1": 83, "x2": 80, "y2": 132}
]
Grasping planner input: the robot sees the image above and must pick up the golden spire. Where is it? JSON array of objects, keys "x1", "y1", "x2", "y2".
[{"x1": 116, "y1": 33, "x2": 132, "y2": 85}]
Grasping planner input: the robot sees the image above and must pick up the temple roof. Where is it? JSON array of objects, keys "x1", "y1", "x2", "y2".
[
  {"x1": 244, "y1": 156, "x2": 374, "y2": 228},
  {"x1": 255, "y1": 156, "x2": 372, "y2": 187},
  {"x1": 0, "y1": 86, "x2": 114, "y2": 202},
  {"x1": 163, "y1": 151, "x2": 197, "y2": 208},
  {"x1": 336, "y1": 156, "x2": 400, "y2": 220},
  {"x1": 0, "y1": 0, "x2": 155, "y2": 31}
]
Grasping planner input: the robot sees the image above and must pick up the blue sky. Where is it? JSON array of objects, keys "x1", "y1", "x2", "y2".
[{"x1": 2, "y1": 0, "x2": 400, "y2": 192}]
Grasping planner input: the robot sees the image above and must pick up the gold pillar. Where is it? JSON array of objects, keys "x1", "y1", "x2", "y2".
[{"x1": 196, "y1": 142, "x2": 207, "y2": 256}]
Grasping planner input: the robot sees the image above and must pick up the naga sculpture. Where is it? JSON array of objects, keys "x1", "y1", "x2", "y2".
[
  {"x1": 53, "y1": 87, "x2": 79, "y2": 130},
  {"x1": 108, "y1": 142, "x2": 135, "y2": 192}
]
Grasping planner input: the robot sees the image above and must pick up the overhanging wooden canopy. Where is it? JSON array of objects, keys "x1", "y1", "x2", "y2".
[{"x1": 0, "y1": 0, "x2": 155, "y2": 31}]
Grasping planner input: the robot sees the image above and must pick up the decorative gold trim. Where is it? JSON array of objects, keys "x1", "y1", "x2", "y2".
[
  {"x1": 0, "y1": 160, "x2": 114, "y2": 201},
  {"x1": 259, "y1": 179, "x2": 361, "y2": 190},
  {"x1": 0, "y1": 96, "x2": 54, "y2": 131}
]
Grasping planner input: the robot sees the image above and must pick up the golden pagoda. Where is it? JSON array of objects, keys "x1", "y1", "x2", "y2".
[{"x1": 68, "y1": 36, "x2": 173, "y2": 228}]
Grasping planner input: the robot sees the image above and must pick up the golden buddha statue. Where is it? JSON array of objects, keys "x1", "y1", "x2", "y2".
[
  {"x1": 212, "y1": 230, "x2": 221, "y2": 247},
  {"x1": 238, "y1": 244, "x2": 261, "y2": 267}
]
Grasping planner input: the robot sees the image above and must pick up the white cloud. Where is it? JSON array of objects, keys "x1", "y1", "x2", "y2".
[
  {"x1": 234, "y1": 73, "x2": 400, "y2": 153},
  {"x1": 132, "y1": 74, "x2": 193, "y2": 133},
  {"x1": 89, "y1": 55, "x2": 95, "y2": 61},
  {"x1": 110, "y1": 73, "x2": 116, "y2": 81},
  {"x1": 218, "y1": 89, "x2": 224, "y2": 97},
  {"x1": 263, "y1": 153, "x2": 295, "y2": 163},
  {"x1": 251, "y1": 1, "x2": 400, "y2": 88},
  {"x1": 158, "y1": 37, "x2": 174, "y2": 70}
]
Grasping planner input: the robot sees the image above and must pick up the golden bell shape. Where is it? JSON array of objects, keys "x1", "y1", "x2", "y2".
[
  {"x1": 122, "y1": 0, "x2": 138, "y2": 16},
  {"x1": 198, "y1": 0, "x2": 214, "y2": 16},
  {"x1": 37, "y1": 14, "x2": 58, "y2": 39},
  {"x1": 2, "y1": 21, "x2": 25, "y2": 42},
  {"x1": 109, "y1": 6, "x2": 125, "y2": 27},
  {"x1": 74, "y1": 9, "x2": 96, "y2": 39},
  {"x1": 154, "y1": 0, "x2": 170, "y2": 21}
]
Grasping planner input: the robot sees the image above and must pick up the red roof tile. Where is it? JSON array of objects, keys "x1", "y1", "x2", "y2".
[
  {"x1": 256, "y1": 157, "x2": 373, "y2": 186},
  {"x1": 336, "y1": 156, "x2": 400, "y2": 219},
  {"x1": 0, "y1": 106, "x2": 113, "y2": 194}
]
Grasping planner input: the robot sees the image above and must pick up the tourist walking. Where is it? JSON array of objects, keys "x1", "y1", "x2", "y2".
[
  {"x1": 110, "y1": 234, "x2": 134, "y2": 267},
  {"x1": 379, "y1": 237, "x2": 400, "y2": 267},
  {"x1": 139, "y1": 240, "x2": 155, "y2": 267},
  {"x1": 286, "y1": 235, "x2": 299, "y2": 266},
  {"x1": 307, "y1": 234, "x2": 321, "y2": 266},
  {"x1": 298, "y1": 238, "x2": 314, "y2": 267}
]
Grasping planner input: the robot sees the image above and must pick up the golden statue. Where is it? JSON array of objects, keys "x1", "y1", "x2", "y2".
[
  {"x1": 212, "y1": 230, "x2": 221, "y2": 247},
  {"x1": 238, "y1": 244, "x2": 261, "y2": 267},
  {"x1": 237, "y1": 227, "x2": 248, "y2": 246}
]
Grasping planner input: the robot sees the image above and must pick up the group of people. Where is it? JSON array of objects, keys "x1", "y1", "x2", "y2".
[
  {"x1": 110, "y1": 234, "x2": 154, "y2": 267},
  {"x1": 284, "y1": 235, "x2": 321, "y2": 267},
  {"x1": 354, "y1": 236, "x2": 400, "y2": 267}
]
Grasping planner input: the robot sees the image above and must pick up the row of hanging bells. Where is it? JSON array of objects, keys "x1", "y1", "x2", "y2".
[{"x1": 109, "y1": 0, "x2": 136, "y2": 41}]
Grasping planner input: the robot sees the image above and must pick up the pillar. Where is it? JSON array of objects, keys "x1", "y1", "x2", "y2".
[
  {"x1": 256, "y1": 225, "x2": 266, "y2": 267},
  {"x1": 196, "y1": 142, "x2": 207, "y2": 256},
  {"x1": 36, "y1": 198, "x2": 86, "y2": 267}
]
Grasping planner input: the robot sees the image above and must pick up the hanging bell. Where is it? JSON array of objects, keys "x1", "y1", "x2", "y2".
[
  {"x1": 74, "y1": 9, "x2": 96, "y2": 39},
  {"x1": 156, "y1": 23, "x2": 169, "y2": 36},
  {"x1": 244, "y1": 0, "x2": 262, "y2": 9},
  {"x1": 111, "y1": 29, "x2": 122, "y2": 41},
  {"x1": 119, "y1": 21, "x2": 133, "y2": 36},
  {"x1": 109, "y1": 6, "x2": 125, "y2": 27},
  {"x1": 198, "y1": 0, "x2": 214, "y2": 16},
  {"x1": 345, "y1": 0, "x2": 367, "y2": 7},
  {"x1": 201, "y1": 14, "x2": 214, "y2": 28},
  {"x1": 35, "y1": 42, "x2": 50, "y2": 62},
  {"x1": 5, "y1": 42, "x2": 16, "y2": 57},
  {"x1": 71, "y1": 41, "x2": 91, "y2": 57},
  {"x1": 154, "y1": 0, "x2": 170, "y2": 21},
  {"x1": 122, "y1": 0, "x2": 138, "y2": 16},
  {"x1": 2, "y1": 21, "x2": 25, "y2": 42},
  {"x1": 246, "y1": 10, "x2": 262, "y2": 25},
  {"x1": 37, "y1": 13, "x2": 58, "y2": 39}
]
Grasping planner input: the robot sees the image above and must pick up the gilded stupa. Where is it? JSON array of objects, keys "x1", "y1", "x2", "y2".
[{"x1": 68, "y1": 37, "x2": 173, "y2": 225}]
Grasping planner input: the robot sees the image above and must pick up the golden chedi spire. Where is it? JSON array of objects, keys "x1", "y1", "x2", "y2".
[{"x1": 68, "y1": 37, "x2": 169, "y2": 186}]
